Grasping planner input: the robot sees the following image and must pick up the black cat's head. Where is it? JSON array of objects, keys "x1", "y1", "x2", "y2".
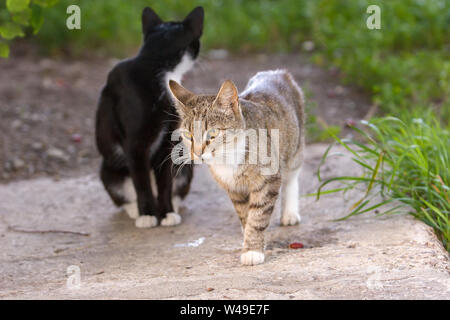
[{"x1": 140, "y1": 6, "x2": 204, "y2": 60}]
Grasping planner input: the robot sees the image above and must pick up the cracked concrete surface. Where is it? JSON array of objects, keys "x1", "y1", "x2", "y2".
[{"x1": 0, "y1": 144, "x2": 449, "y2": 299}]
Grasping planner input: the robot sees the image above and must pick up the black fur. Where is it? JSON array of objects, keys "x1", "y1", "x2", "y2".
[{"x1": 95, "y1": 7, "x2": 203, "y2": 222}]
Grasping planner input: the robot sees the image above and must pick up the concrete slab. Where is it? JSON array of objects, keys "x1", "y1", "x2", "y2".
[{"x1": 0, "y1": 144, "x2": 448, "y2": 299}]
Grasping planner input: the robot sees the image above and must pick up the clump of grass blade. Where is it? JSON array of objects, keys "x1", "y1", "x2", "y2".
[{"x1": 310, "y1": 116, "x2": 449, "y2": 251}]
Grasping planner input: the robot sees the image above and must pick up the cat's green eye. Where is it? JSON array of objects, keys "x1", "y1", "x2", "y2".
[
  {"x1": 182, "y1": 131, "x2": 193, "y2": 140},
  {"x1": 206, "y1": 128, "x2": 220, "y2": 140}
]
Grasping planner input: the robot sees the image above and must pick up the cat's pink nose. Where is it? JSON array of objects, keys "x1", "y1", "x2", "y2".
[{"x1": 193, "y1": 144, "x2": 203, "y2": 158}]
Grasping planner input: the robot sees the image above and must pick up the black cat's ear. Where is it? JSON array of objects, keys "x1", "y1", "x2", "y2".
[
  {"x1": 183, "y1": 6, "x2": 204, "y2": 38},
  {"x1": 142, "y1": 7, "x2": 162, "y2": 35},
  {"x1": 213, "y1": 80, "x2": 240, "y2": 118},
  {"x1": 169, "y1": 80, "x2": 195, "y2": 114}
]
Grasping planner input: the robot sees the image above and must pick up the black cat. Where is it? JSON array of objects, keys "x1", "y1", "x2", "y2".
[{"x1": 95, "y1": 7, "x2": 203, "y2": 228}]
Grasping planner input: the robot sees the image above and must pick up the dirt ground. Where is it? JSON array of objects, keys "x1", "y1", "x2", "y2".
[{"x1": 0, "y1": 53, "x2": 448, "y2": 299}]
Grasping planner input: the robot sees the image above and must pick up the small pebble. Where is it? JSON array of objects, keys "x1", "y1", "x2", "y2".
[
  {"x1": 12, "y1": 158, "x2": 25, "y2": 170},
  {"x1": 302, "y1": 41, "x2": 315, "y2": 52},
  {"x1": 31, "y1": 142, "x2": 44, "y2": 151},
  {"x1": 46, "y1": 148, "x2": 69, "y2": 162}
]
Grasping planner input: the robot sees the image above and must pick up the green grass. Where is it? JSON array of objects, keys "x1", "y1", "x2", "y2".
[
  {"x1": 314, "y1": 115, "x2": 449, "y2": 251},
  {"x1": 303, "y1": 1, "x2": 449, "y2": 249},
  {"x1": 35, "y1": 0, "x2": 316, "y2": 55},
  {"x1": 33, "y1": 1, "x2": 448, "y2": 114}
]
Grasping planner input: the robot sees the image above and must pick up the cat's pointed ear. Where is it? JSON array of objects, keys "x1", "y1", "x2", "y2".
[
  {"x1": 183, "y1": 6, "x2": 204, "y2": 38},
  {"x1": 213, "y1": 80, "x2": 240, "y2": 118},
  {"x1": 142, "y1": 7, "x2": 162, "y2": 35},
  {"x1": 169, "y1": 80, "x2": 195, "y2": 115}
]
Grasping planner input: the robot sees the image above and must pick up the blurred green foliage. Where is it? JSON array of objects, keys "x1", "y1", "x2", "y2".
[
  {"x1": 31, "y1": 0, "x2": 448, "y2": 118},
  {"x1": 0, "y1": 0, "x2": 58, "y2": 57}
]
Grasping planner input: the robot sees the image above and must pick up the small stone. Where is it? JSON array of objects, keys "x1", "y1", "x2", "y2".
[
  {"x1": 31, "y1": 142, "x2": 44, "y2": 151},
  {"x1": 46, "y1": 148, "x2": 69, "y2": 162},
  {"x1": 12, "y1": 158, "x2": 25, "y2": 170},
  {"x1": 335, "y1": 85, "x2": 345, "y2": 95},
  {"x1": 206, "y1": 287, "x2": 214, "y2": 292},
  {"x1": 29, "y1": 113, "x2": 42, "y2": 122},
  {"x1": 302, "y1": 41, "x2": 315, "y2": 52},
  {"x1": 78, "y1": 149, "x2": 90, "y2": 158},
  {"x1": 11, "y1": 119, "x2": 22, "y2": 129}
]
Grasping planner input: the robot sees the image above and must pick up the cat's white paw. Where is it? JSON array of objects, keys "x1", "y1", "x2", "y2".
[
  {"x1": 161, "y1": 212, "x2": 182, "y2": 227},
  {"x1": 135, "y1": 215, "x2": 158, "y2": 228},
  {"x1": 241, "y1": 251, "x2": 265, "y2": 266},
  {"x1": 123, "y1": 202, "x2": 139, "y2": 219},
  {"x1": 281, "y1": 211, "x2": 301, "y2": 226}
]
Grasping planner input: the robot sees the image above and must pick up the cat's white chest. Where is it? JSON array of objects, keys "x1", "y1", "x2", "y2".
[
  {"x1": 165, "y1": 52, "x2": 194, "y2": 90},
  {"x1": 209, "y1": 165, "x2": 243, "y2": 191}
]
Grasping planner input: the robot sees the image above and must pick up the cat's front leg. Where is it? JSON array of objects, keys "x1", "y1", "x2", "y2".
[
  {"x1": 228, "y1": 191, "x2": 250, "y2": 230},
  {"x1": 127, "y1": 147, "x2": 159, "y2": 228},
  {"x1": 241, "y1": 175, "x2": 281, "y2": 266},
  {"x1": 154, "y1": 158, "x2": 181, "y2": 227}
]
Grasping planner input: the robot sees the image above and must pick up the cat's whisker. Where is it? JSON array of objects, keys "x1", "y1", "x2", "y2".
[
  {"x1": 162, "y1": 109, "x2": 181, "y2": 119},
  {"x1": 158, "y1": 152, "x2": 179, "y2": 169},
  {"x1": 174, "y1": 158, "x2": 193, "y2": 177}
]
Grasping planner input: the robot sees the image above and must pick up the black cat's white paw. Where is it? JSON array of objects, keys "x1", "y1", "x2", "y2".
[
  {"x1": 123, "y1": 202, "x2": 139, "y2": 219},
  {"x1": 160, "y1": 212, "x2": 182, "y2": 227},
  {"x1": 135, "y1": 215, "x2": 158, "y2": 228}
]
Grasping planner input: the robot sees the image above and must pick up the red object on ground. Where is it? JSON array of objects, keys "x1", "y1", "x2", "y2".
[
  {"x1": 71, "y1": 133, "x2": 82, "y2": 143},
  {"x1": 289, "y1": 242, "x2": 304, "y2": 249}
]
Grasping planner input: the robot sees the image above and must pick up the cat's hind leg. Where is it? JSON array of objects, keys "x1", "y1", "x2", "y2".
[
  {"x1": 100, "y1": 160, "x2": 138, "y2": 219},
  {"x1": 280, "y1": 168, "x2": 301, "y2": 226}
]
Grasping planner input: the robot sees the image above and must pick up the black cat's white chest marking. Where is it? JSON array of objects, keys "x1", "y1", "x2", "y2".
[{"x1": 165, "y1": 52, "x2": 195, "y2": 93}]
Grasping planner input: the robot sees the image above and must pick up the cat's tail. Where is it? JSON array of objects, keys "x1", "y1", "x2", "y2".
[
  {"x1": 282, "y1": 70, "x2": 306, "y2": 171},
  {"x1": 282, "y1": 70, "x2": 305, "y2": 121}
]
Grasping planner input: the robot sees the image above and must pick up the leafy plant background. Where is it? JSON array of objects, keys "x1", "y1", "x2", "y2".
[{"x1": 0, "y1": 0, "x2": 58, "y2": 57}]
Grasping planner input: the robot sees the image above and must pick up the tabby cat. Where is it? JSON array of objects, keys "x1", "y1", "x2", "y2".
[{"x1": 169, "y1": 70, "x2": 305, "y2": 265}]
